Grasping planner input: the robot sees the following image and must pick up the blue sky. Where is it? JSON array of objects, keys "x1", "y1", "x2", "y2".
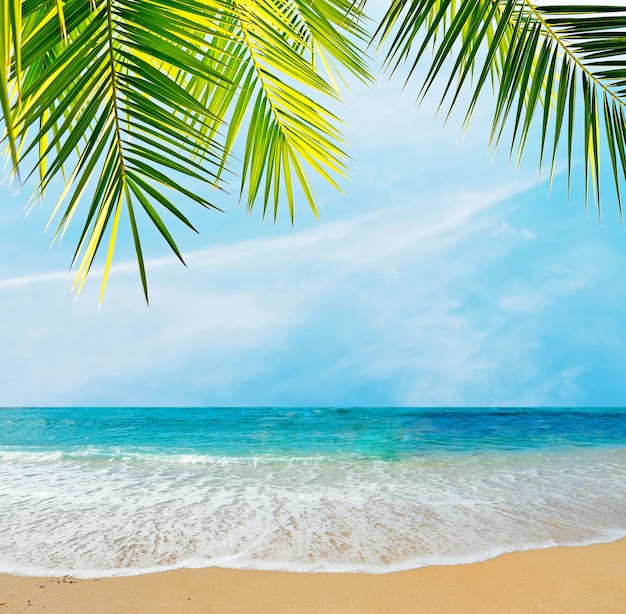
[{"x1": 2, "y1": 47, "x2": 626, "y2": 407}]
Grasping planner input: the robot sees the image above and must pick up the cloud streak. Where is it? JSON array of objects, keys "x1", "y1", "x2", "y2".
[
  {"x1": 2, "y1": 49, "x2": 622, "y2": 409},
  {"x1": 0, "y1": 177, "x2": 536, "y2": 294},
  {"x1": 0, "y1": 174, "x2": 555, "y2": 406}
]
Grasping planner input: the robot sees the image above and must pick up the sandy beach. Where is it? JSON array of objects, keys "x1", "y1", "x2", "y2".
[{"x1": 1, "y1": 537, "x2": 625, "y2": 613}]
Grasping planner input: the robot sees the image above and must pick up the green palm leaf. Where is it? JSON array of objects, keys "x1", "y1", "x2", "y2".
[
  {"x1": 182, "y1": 0, "x2": 371, "y2": 221},
  {"x1": 375, "y1": 1, "x2": 626, "y2": 219},
  {"x1": 9, "y1": 0, "x2": 626, "y2": 303},
  {"x1": 2, "y1": 0, "x2": 370, "y2": 302},
  {"x1": 0, "y1": 0, "x2": 22, "y2": 171}
]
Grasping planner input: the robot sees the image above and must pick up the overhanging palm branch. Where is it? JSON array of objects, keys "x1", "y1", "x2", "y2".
[
  {"x1": 182, "y1": 0, "x2": 370, "y2": 220},
  {"x1": 375, "y1": 1, "x2": 626, "y2": 218},
  {"x1": 1, "y1": 0, "x2": 370, "y2": 302}
]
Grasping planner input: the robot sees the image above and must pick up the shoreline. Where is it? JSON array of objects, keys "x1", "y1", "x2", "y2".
[
  {"x1": 2, "y1": 538, "x2": 625, "y2": 613},
  {"x1": 2, "y1": 531, "x2": 626, "y2": 579}
]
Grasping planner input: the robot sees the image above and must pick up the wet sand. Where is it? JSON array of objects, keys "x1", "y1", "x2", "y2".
[{"x1": 1, "y1": 538, "x2": 625, "y2": 613}]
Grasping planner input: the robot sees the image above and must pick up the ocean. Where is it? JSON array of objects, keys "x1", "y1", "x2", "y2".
[{"x1": 1, "y1": 407, "x2": 625, "y2": 577}]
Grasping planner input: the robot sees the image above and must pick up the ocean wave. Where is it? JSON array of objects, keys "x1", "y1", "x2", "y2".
[
  {"x1": 0, "y1": 447, "x2": 345, "y2": 466},
  {"x1": 0, "y1": 450, "x2": 64, "y2": 462},
  {"x1": 2, "y1": 532, "x2": 625, "y2": 579},
  {"x1": 1, "y1": 448, "x2": 625, "y2": 578}
]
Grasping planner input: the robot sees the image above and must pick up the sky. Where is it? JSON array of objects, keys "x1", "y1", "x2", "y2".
[{"x1": 2, "y1": 22, "x2": 626, "y2": 407}]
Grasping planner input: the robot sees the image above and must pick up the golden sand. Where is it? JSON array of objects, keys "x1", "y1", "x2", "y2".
[{"x1": 1, "y1": 538, "x2": 625, "y2": 613}]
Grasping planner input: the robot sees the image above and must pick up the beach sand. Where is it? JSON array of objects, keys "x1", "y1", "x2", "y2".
[{"x1": 1, "y1": 538, "x2": 625, "y2": 613}]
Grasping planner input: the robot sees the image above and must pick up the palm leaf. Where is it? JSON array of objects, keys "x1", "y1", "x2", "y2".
[
  {"x1": 2, "y1": 0, "x2": 370, "y2": 302},
  {"x1": 181, "y1": 0, "x2": 372, "y2": 222},
  {"x1": 375, "y1": 1, "x2": 626, "y2": 219},
  {"x1": 0, "y1": 0, "x2": 22, "y2": 171}
]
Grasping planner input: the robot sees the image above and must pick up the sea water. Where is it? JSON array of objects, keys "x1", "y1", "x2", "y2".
[{"x1": 0, "y1": 407, "x2": 625, "y2": 577}]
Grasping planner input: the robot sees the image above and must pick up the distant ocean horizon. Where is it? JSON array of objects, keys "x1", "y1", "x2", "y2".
[{"x1": 1, "y1": 407, "x2": 625, "y2": 577}]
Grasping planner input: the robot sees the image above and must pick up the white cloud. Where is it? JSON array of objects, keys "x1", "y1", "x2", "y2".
[
  {"x1": 0, "y1": 270, "x2": 73, "y2": 290},
  {"x1": 0, "y1": 176, "x2": 534, "y2": 291},
  {"x1": 0, "y1": 19, "x2": 615, "y2": 408},
  {"x1": 0, "y1": 175, "x2": 539, "y2": 405}
]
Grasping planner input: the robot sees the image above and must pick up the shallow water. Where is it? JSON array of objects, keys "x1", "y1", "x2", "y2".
[{"x1": 1, "y1": 407, "x2": 625, "y2": 576}]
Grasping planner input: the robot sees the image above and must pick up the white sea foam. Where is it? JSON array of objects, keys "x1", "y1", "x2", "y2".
[
  {"x1": 0, "y1": 450, "x2": 65, "y2": 462},
  {"x1": 0, "y1": 449, "x2": 335, "y2": 465},
  {"x1": 1, "y1": 448, "x2": 626, "y2": 577}
]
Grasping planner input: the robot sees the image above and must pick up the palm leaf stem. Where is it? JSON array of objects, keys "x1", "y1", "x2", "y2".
[
  {"x1": 375, "y1": 0, "x2": 626, "y2": 219},
  {"x1": 524, "y1": 2, "x2": 622, "y2": 110},
  {"x1": 234, "y1": 0, "x2": 326, "y2": 224}
]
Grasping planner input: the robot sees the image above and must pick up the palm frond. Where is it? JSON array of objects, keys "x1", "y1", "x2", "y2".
[
  {"x1": 13, "y1": 0, "x2": 231, "y2": 303},
  {"x1": 182, "y1": 0, "x2": 372, "y2": 222},
  {"x1": 375, "y1": 1, "x2": 626, "y2": 219},
  {"x1": 2, "y1": 0, "x2": 371, "y2": 302}
]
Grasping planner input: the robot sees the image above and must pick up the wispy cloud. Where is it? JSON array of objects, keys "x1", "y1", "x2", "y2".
[
  {"x1": 0, "y1": 270, "x2": 73, "y2": 290},
  {"x1": 1, "y1": 44, "x2": 622, "y2": 408},
  {"x1": 0, "y1": 177, "x2": 536, "y2": 294},
  {"x1": 0, "y1": 175, "x2": 552, "y2": 406}
]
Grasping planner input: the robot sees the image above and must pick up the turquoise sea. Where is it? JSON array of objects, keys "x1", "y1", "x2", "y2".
[{"x1": 1, "y1": 407, "x2": 625, "y2": 577}]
